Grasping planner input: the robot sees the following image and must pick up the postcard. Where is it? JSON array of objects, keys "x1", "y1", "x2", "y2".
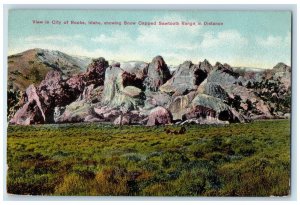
[{"x1": 7, "y1": 9, "x2": 291, "y2": 196}]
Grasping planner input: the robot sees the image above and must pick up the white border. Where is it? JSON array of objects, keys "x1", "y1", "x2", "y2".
[{"x1": 1, "y1": 1, "x2": 299, "y2": 205}]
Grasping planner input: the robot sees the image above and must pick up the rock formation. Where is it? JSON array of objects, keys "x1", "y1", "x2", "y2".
[
  {"x1": 147, "y1": 106, "x2": 172, "y2": 126},
  {"x1": 144, "y1": 56, "x2": 171, "y2": 91},
  {"x1": 9, "y1": 52, "x2": 291, "y2": 126},
  {"x1": 160, "y1": 60, "x2": 212, "y2": 95}
]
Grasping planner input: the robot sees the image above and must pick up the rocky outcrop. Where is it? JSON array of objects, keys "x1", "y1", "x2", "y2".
[
  {"x1": 168, "y1": 95, "x2": 190, "y2": 120},
  {"x1": 10, "y1": 85, "x2": 45, "y2": 125},
  {"x1": 92, "y1": 106, "x2": 147, "y2": 125},
  {"x1": 93, "y1": 106, "x2": 122, "y2": 121},
  {"x1": 66, "y1": 74, "x2": 85, "y2": 95},
  {"x1": 273, "y1": 62, "x2": 291, "y2": 73},
  {"x1": 144, "y1": 91, "x2": 172, "y2": 110},
  {"x1": 10, "y1": 53, "x2": 291, "y2": 126},
  {"x1": 188, "y1": 94, "x2": 244, "y2": 123},
  {"x1": 147, "y1": 106, "x2": 172, "y2": 126},
  {"x1": 101, "y1": 65, "x2": 145, "y2": 111},
  {"x1": 10, "y1": 58, "x2": 108, "y2": 125},
  {"x1": 144, "y1": 56, "x2": 171, "y2": 91},
  {"x1": 203, "y1": 82, "x2": 229, "y2": 101},
  {"x1": 54, "y1": 100, "x2": 92, "y2": 123},
  {"x1": 160, "y1": 60, "x2": 212, "y2": 94},
  {"x1": 84, "y1": 57, "x2": 109, "y2": 86},
  {"x1": 207, "y1": 62, "x2": 240, "y2": 87},
  {"x1": 7, "y1": 49, "x2": 92, "y2": 121}
]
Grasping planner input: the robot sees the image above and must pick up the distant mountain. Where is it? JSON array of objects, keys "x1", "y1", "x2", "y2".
[
  {"x1": 233, "y1": 66, "x2": 265, "y2": 73},
  {"x1": 7, "y1": 48, "x2": 92, "y2": 119}
]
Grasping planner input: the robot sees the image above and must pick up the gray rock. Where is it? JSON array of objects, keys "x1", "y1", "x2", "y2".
[
  {"x1": 122, "y1": 86, "x2": 142, "y2": 98},
  {"x1": 101, "y1": 66, "x2": 145, "y2": 111},
  {"x1": 189, "y1": 94, "x2": 243, "y2": 122},
  {"x1": 84, "y1": 115, "x2": 102, "y2": 122},
  {"x1": 204, "y1": 82, "x2": 229, "y2": 101},
  {"x1": 53, "y1": 106, "x2": 66, "y2": 122},
  {"x1": 283, "y1": 113, "x2": 290, "y2": 119},
  {"x1": 168, "y1": 95, "x2": 190, "y2": 120},
  {"x1": 147, "y1": 106, "x2": 172, "y2": 126},
  {"x1": 207, "y1": 62, "x2": 240, "y2": 87},
  {"x1": 54, "y1": 100, "x2": 92, "y2": 123},
  {"x1": 114, "y1": 115, "x2": 130, "y2": 125},
  {"x1": 93, "y1": 106, "x2": 122, "y2": 121},
  {"x1": 76, "y1": 84, "x2": 104, "y2": 103},
  {"x1": 160, "y1": 60, "x2": 211, "y2": 94},
  {"x1": 144, "y1": 56, "x2": 171, "y2": 91},
  {"x1": 144, "y1": 91, "x2": 172, "y2": 110},
  {"x1": 192, "y1": 94, "x2": 229, "y2": 113}
]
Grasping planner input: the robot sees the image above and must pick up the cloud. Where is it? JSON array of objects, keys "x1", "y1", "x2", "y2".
[
  {"x1": 10, "y1": 28, "x2": 249, "y2": 67},
  {"x1": 200, "y1": 30, "x2": 248, "y2": 49},
  {"x1": 85, "y1": 14, "x2": 204, "y2": 64},
  {"x1": 256, "y1": 32, "x2": 291, "y2": 48},
  {"x1": 91, "y1": 31, "x2": 133, "y2": 45},
  {"x1": 24, "y1": 34, "x2": 82, "y2": 42},
  {"x1": 136, "y1": 14, "x2": 202, "y2": 51},
  {"x1": 9, "y1": 13, "x2": 290, "y2": 69}
]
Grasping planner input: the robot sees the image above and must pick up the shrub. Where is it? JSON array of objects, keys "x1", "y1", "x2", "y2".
[{"x1": 54, "y1": 173, "x2": 89, "y2": 195}]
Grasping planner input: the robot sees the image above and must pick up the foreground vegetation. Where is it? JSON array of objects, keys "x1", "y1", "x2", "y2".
[{"x1": 7, "y1": 120, "x2": 290, "y2": 196}]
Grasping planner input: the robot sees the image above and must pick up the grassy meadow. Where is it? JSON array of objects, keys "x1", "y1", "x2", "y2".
[{"x1": 7, "y1": 120, "x2": 290, "y2": 196}]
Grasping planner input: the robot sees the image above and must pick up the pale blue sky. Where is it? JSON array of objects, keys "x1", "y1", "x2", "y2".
[{"x1": 8, "y1": 10, "x2": 291, "y2": 68}]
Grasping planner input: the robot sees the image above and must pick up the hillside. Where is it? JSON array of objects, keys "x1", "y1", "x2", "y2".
[{"x1": 7, "y1": 48, "x2": 92, "y2": 119}]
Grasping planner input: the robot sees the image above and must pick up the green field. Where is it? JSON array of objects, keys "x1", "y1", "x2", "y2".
[{"x1": 7, "y1": 120, "x2": 290, "y2": 196}]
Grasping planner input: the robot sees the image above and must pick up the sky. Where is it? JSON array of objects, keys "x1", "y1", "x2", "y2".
[{"x1": 8, "y1": 10, "x2": 291, "y2": 69}]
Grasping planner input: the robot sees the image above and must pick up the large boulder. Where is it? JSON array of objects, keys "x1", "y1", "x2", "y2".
[
  {"x1": 37, "y1": 70, "x2": 81, "y2": 122},
  {"x1": 183, "y1": 105, "x2": 217, "y2": 121},
  {"x1": 10, "y1": 70, "x2": 78, "y2": 124},
  {"x1": 127, "y1": 110, "x2": 148, "y2": 125},
  {"x1": 38, "y1": 71, "x2": 70, "y2": 105},
  {"x1": 66, "y1": 74, "x2": 85, "y2": 94},
  {"x1": 192, "y1": 94, "x2": 229, "y2": 113},
  {"x1": 84, "y1": 57, "x2": 109, "y2": 86},
  {"x1": 203, "y1": 82, "x2": 229, "y2": 101},
  {"x1": 160, "y1": 60, "x2": 212, "y2": 94},
  {"x1": 207, "y1": 62, "x2": 240, "y2": 87},
  {"x1": 120, "y1": 61, "x2": 148, "y2": 86},
  {"x1": 113, "y1": 115, "x2": 130, "y2": 125},
  {"x1": 54, "y1": 100, "x2": 92, "y2": 123},
  {"x1": 144, "y1": 90, "x2": 172, "y2": 110},
  {"x1": 144, "y1": 56, "x2": 171, "y2": 91},
  {"x1": 10, "y1": 85, "x2": 45, "y2": 125},
  {"x1": 93, "y1": 106, "x2": 122, "y2": 121},
  {"x1": 122, "y1": 86, "x2": 142, "y2": 98},
  {"x1": 168, "y1": 95, "x2": 190, "y2": 120},
  {"x1": 76, "y1": 84, "x2": 104, "y2": 103},
  {"x1": 188, "y1": 94, "x2": 242, "y2": 122},
  {"x1": 54, "y1": 83, "x2": 105, "y2": 123},
  {"x1": 101, "y1": 66, "x2": 144, "y2": 111},
  {"x1": 147, "y1": 106, "x2": 172, "y2": 126}
]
